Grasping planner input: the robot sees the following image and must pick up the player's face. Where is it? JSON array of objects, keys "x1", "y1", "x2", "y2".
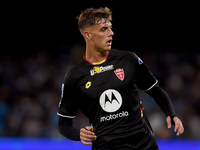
[{"x1": 90, "y1": 18, "x2": 114, "y2": 52}]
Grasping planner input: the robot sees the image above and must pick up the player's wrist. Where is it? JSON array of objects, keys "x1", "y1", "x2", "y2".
[{"x1": 170, "y1": 115, "x2": 177, "y2": 126}]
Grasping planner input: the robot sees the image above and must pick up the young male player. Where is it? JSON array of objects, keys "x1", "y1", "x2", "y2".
[{"x1": 57, "y1": 7, "x2": 184, "y2": 150}]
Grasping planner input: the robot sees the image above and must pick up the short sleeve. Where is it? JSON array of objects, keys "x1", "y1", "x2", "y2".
[
  {"x1": 57, "y1": 73, "x2": 78, "y2": 118},
  {"x1": 135, "y1": 56, "x2": 158, "y2": 91}
]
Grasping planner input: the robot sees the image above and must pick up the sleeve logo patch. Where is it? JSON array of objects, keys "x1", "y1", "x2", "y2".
[
  {"x1": 61, "y1": 83, "x2": 64, "y2": 98},
  {"x1": 58, "y1": 83, "x2": 65, "y2": 107},
  {"x1": 138, "y1": 57, "x2": 143, "y2": 65}
]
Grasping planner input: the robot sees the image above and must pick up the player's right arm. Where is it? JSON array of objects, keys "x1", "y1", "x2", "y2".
[
  {"x1": 57, "y1": 72, "x2": 97, "y2": 144},
  {"x1": 58, "y1": 116, "x2": 80, "y2": 140},
  {"x1": 57, "y1": 72, "x2": 80, "y2": 140},
  {"x1": 58, "y1": 116, "x2": 97, "y2": 143}
]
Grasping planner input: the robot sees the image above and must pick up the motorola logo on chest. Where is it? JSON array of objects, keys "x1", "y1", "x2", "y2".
[{"x1": 99, "y1": 89, "x2": 129, "y2": 122}]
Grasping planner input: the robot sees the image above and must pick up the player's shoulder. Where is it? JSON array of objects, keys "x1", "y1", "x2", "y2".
[
  {"x1": 110, "y1": 49, "x2": 138, "y2": 60},
  {"x1": 69, "y1": 59, "x2": 84, "y2": 72},
  {"x1": 64, "y1": 59, "x2": 87, "y2": 80}
]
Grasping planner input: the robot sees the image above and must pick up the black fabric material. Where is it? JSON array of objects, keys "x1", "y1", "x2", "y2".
[
  {"x1": 146, "y1": 84, "x2": 176, "y2": 125},
  {"x1": 57, "y1": 50, "x2": 177, "y2": 149},
  {"x1": 136, "y1": 62, "x2": 157, "y2": 91},
  {"x1": 58, "y1": 116, "x2": 80, "y2": 141}
]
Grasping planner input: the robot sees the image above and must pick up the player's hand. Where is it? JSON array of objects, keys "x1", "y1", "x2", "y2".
[
  {"x1": 166, "y1": 116, "x2": 184, "y2": 136},
  {"x1": 80, "y1": 126, "x2": 97, "y2": 145}
]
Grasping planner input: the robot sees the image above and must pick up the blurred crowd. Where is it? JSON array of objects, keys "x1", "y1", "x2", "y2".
[{"x1": 0, "y1": 45, "x2": 199, "y2": 139}]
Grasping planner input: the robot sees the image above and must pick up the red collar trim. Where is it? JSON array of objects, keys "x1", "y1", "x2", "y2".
[{"x1": 83, "y1": 51, "x2": 109, "y2": 65}]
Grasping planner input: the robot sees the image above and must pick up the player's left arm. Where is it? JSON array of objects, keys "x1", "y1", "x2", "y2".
[
  {"x1": 134, "y1": 53, "x2": 184, "y2": 136},
  {"x1": 146, "y1": 84, "x2": 184, "y2": 136}
]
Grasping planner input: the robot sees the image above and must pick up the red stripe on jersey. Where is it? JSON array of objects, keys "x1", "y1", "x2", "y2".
[
  {"x1": 83, "y1": 51, "x2": 109, "y2": 65},
  {"x1": 142, "y1": 107, "x2": 144, "y2": 112}
]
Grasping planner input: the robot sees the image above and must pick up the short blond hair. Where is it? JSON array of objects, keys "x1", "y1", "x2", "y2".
[{"x1": 77, "y1": 7, "x2": 112, "y2": 33}]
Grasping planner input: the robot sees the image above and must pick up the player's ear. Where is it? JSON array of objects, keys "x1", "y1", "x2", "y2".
[{"x1": 83, "y1": 31, "x2": 91, "y2": 40}]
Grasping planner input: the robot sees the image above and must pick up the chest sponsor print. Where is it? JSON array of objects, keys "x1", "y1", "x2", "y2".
[
  {"x1": 99, "y1": 89, "x2": 129, "y2": 122},
  {"x1": 90, "y1": 65, "x2": 114, "y2": 76},
  {"x1": 99, "y1": 89, "x2": 122, "y2": 113}
]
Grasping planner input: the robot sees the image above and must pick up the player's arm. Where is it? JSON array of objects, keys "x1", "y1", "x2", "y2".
[
  {"x1": 134, "y1": 54, "x2": 184, "y2": 136},
  {"x1": 58, "y1": 116, "x2": 80, "y2": 140},
  {"x1": 57, "y1": 73, "x2": 97, "y2": 144},
  {"x1": 57, "y1": 73, "x2": 79, "y2": 140},
  {"x1": 146, "y1": 84, "x2": 176, "y2": 124},
  {"x1": 146, "y1": 84, "x2": 184, "y2": 136},
  {"x1": 58, "y1": 116, "x2": 97, "y2": 143}
]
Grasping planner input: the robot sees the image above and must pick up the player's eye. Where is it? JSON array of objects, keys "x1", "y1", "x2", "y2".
[{"x1": 101, "y1": 27, "x2": 107, "y2": 31}]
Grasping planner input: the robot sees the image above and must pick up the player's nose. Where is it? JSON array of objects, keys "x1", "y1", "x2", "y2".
[{"x1": 108, "y1": 28, "x2": 114, "y2": 37}]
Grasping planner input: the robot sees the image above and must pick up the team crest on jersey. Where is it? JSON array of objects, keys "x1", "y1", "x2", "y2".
[
  {"x1": 90, "y1": 65, "x2": 114, "y2": 76},
  {"x1": 114, "y1": 68, "x2": 125, "y2": 81}
]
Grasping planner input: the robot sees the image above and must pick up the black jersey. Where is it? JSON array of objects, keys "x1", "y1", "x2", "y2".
[{"x1": 58, "y1": 50, "x2": 159, "y2": 150}]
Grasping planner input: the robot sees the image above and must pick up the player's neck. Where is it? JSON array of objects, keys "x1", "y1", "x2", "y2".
[{"x1": 85, "y1": 46, "x2": 108, "y2": 64}]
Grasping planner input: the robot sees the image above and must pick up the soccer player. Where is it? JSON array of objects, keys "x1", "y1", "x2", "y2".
[{"x1": 57, "y1": 7, "x2": 184, "y2": 150}]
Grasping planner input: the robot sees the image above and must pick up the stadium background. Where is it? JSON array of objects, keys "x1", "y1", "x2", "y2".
[{"x1": 1, "y1": 1, "x2": 200, "y2": 149}]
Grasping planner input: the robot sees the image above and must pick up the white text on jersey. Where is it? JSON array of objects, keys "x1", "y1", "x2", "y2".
[{"x1": 90, "y1": 65, "x2": 114, "y2": 76}]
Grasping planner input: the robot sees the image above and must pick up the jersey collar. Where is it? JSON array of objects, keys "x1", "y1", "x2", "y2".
[{"x1": 83, "y1": 51, "x2": 109, "y2": 65}]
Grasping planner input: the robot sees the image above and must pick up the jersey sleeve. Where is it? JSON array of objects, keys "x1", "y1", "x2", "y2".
[
  {"x1": 134, "y1": 54, "x2": 158, "y2": 91},
  {"x1": 57, "y1": 73, "x2": 78, "y2": 118}
]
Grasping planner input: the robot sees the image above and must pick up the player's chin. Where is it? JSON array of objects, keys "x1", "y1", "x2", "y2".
[
  {"x1": 99, "y1": 45, "x2": 112, "y2": 52},
  {"x1": 105, "y1": 46, "x2": 112, "y2": 51}
]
